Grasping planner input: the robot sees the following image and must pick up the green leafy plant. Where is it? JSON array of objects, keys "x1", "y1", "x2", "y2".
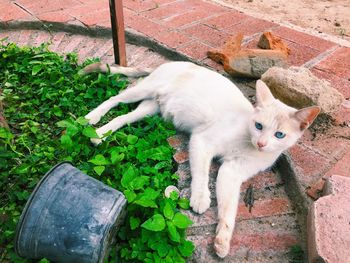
[{"x1": 0, "y1": 42, "x2": 194, "y2": 262}]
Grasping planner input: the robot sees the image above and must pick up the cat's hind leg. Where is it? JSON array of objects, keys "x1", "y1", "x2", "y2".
[
  {"x1": 85, "y1": 79, "x2": 158, "y2": 125},
  {"x1": 91, "y1": 99, "x2": 159, "y2": 145}
]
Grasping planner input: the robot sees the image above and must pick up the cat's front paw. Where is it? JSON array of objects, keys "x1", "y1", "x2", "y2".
[
  {"x1": 85, "y1": 111, "x2": 101, "y2": 125},
  {"x1": 90, "y1": 129, "x2": 104, "y2": 146},
  {"x1": 214, "y1": 235, "x2": 230, "y2": 258},
  {"x1": 90, "y1": 137, "x2": 103, "y2": 146},
  {"x1": 190, "y1": 191, "x2": 211, "y2": 214}
]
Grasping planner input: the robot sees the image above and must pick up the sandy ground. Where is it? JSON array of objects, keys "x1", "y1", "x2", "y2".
[{"x1": 213, "y1": 0, "x2": 350, "y2": 42}]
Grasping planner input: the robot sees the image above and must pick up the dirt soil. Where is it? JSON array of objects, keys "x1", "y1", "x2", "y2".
[{"x1": 213, "y1": 0, "x2": 350, "y2": 42}]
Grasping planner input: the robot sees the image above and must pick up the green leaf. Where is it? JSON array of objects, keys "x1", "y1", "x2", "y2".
[
  {"x1": 141, "y1": 214, "x2": 166, "y2": 232},
  {"x1": 94, "y1": 165, "x2": 105, "y2": 175},
  {"x1": 163, "y1": 202, "x2": 174, "y2": 220},
  {"x1": 76, "y1": 116, "x2": 89, "y2": 125},
  {"x1": 154, "y1": 242, "x2": 170, "y2": 257},
  {"x1": 110, "y1": 150, "x2": 124, "y2": 164},
  {"x1": 57, "y1": 120, "x2": 79, "y2": 136},
  {"x1": 167, "y1": 221, "x2": 180, "y2": 242},
  {"x1": 178, "y1": 240, "x2": 195, "y2": 257},
  {"x1": 53, "y1": 105, "x2": 63, "y2": 117},
  {"x1": 32, "y1": 64, "x2": 42, "y2": 75},
  {"x1": 88, "y1": 154, "x2": 109, "y2": 165},
  {"x1": 0, "y1": 128, "x2": 14, "y2": 140},
  {"x1": 178, "y1": 198, "x2": 190, "y2": 210},
  {"x1": 130, "y1": 176, "x2": 149, "y2": 190},
  {"x1": 60, "y1": 134, "x2": 72, "y2": 148},
  {"x1": 124, "y1": 190, "x2": 136, "y2": 202},
  {"x1": 82, "y1": 126, "x2": 99, "y2": 138},
  {"x1": 172, "y1": 213, "x2": 192, "y2": 229},
  {"x1": 121, "y1": 166, "x2": 137, "y2": 189},
  {"x1": 134, "y1": 198, "x2": 157, "y2": 208},
  {"x1": 127, "y1": 134, "x2": 138, "y2": 145},
  {"x1": 169, "y1": 191, "x2": 179, "y2": 201},
  {"x1": 130, "y1": 216, "x2": 141, "y2": 230}
]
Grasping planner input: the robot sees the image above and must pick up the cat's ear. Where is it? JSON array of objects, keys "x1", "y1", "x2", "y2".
[
  {"x1": 255, "y1": 80, "x2": 275, "y2": 107},
  {"x1": 294, "y1": 106, "x2": 321, "y2": 130}
]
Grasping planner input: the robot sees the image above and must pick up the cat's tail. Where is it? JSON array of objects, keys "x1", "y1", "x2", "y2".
[{"x1": 79, "y1": 62, "x2": 152, "y2": 78}]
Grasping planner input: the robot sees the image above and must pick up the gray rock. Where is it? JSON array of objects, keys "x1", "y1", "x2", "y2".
[{"x1": 261, "y1": 67, "x2": 344, "y2": 114}]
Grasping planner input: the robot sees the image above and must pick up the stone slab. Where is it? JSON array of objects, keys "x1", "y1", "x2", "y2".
[{"x1": 307, "y1": 175, "x2": 350, "y2": 263}]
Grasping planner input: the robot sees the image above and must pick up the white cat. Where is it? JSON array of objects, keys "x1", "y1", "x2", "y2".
[{"x1": 82, "y1": 61, "x2": 320, "y2": 258}]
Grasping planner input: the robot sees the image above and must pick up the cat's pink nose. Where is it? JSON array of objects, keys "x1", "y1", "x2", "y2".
[{"x1": 257, "y1": 141, "x2": 266, "y2": 148}]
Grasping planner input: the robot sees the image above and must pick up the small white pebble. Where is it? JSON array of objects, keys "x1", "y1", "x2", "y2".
[
  {"x1": 271, "y1": 223, "x2": 275, "y2": 227},
  {"x1": 164, "y1": 185, "x2": 180, "y2": 198}
]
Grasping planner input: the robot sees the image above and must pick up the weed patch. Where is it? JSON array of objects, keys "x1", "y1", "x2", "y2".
[{"x1": 0, "y1": 42, "x2": 194, "y2": 262}]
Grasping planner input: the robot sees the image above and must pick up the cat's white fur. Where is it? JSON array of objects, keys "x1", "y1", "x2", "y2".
[{"x1": 83, "y1": 61, "x2": 320, "y2": 258}]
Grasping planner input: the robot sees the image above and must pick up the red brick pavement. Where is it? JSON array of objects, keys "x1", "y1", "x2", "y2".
[{"x1": 1, "y1": 0, "x2": 350, "y2": 261}]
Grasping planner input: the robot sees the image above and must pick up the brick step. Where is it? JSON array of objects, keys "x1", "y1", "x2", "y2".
[
  {"x1": 187, "y1": 214, "x2": 300, "y2": 262},
  {"x1": 0, "y1": 29, "x2": 169, "y2": 67}
]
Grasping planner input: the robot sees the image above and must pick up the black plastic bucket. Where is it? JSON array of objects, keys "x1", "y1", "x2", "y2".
[{"x1": 15, "y1": 162, "x2": 127, "y2": 263}]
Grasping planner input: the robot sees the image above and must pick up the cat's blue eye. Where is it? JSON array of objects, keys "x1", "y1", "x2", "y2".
[
  {"x1": 275, "y1": 131, "x2": 286, "y2": 139},
  {"x1": 255, "y1": 122, "x2": 263, "y2": 130}
]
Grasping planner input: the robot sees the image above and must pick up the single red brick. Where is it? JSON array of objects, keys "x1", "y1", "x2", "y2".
[
  {"x1": 37, "y1": 10, "x2": 73, "y2": 23},
  {"x1": 125, "y1": 13, "x2": 167, "y2": 38},
  {"x1": 226, "y1": 17, "x2": 278, "y2": 37},
  {"x1": 183, "y1": 23, "x2": 229, "y2": 47},
  {"x1": 311, "y1": 67, "x2": 350, "y2": 99},
  {"x1": 61, "y1": 35, "x2": 85, "y2": 53},
  {"x1": 155, "y1": 31, "x2": 192, "y2": 49},
  {"x1": 189, "y1": 0, "x2": 227, "y2": 13},
  {"x1": 0, "y1": 2, "x2": 32, "y2": 22},
  {"x1": 230, "y1": 232, "x2": 298, "y2": 253},
  {"x1": 67, "y1": 0, "x2": 108, "y2": 18},
  {"x1": 324, "y1": 151, "x2": 350, "y2": 178},
  {"x1": 142, "y1": 1, "x2": 191, "y2": 20},
  {"x1": 123, "y1": 0, "x2": 160, "y2": 12},
  {"x1": 17, "y1": 30, "x2": 34, "y2": 46},
  {"x1": 327, "y1": 46, "x2": 350, "y2": 66},
  {"x1": 313, "y1": 49, "x2": 350, "y2": 80},
  {"x1": 0, "y1": 30, "x2": 20, "y2": 43},
  {"x1": 48, "y1": 32, "x2": 67, "y2": 52},
  {"x1": 77, "y1": 38, "x2": 99, "y2": 60},
  {"x1": 177, "y1": 41, "x2": 211, "y2": 61},
  {"x1": 163, "y1": 9, "x2": 212, "y2": 28},
  {"x1": 288, "y1": 145, "x2": 332, "y2": 184},
  {"x1": 330, "y1": 105, "x2": 350, "y2": 126},
  {"x1": 203, "y1": 11, "x2": 249, "y2": 30},
  {"x1": 299, "y1": 130, "x2": 350, "y2": 161},
  {"x1": 241, "y1": 171, "x2": 281, "y2": 191},
  {"x1": 285, "y1": 41, "x2": 321, "y2": 66},
  {"x1": 31, "y1": 31, "x2": 51, "y2": 46},
  {"x1": 97, "y1": 19, "x2": 111, "y2": 28},
  {"x1": 173, "y1": 150, "x2": 189, "y2": 164},
  {"x1": 237, "y1": 198, "x2": 292, "y2": 220},
  {"x1": 74, "y1": 8, "x2": 110, "y2": 27},
  {"x1": 91, "y1": 39, "x2": 113, "y2": 59},
  {"x1": 23, "y1": 0, "x2": 80, "y2": 15},
  {"x1": 272, "y1": 26, "x2": 336, "y2": 52}
]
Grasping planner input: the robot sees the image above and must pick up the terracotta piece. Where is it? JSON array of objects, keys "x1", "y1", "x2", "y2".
[{"x1": 207, "y1": 32, "x2": 290, "y2": 78}]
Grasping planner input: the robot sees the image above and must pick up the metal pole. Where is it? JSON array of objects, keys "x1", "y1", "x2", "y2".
[{"x1": 109, "y1": 0, "x2": 127, "y2": 66}]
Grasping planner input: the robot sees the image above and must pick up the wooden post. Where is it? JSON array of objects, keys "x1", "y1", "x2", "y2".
[{"x1": 109, "y1": 0, "x2": 127, "y2": 66}]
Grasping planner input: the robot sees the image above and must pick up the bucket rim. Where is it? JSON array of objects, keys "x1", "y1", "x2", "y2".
[{"x1": 14, "y1": 161, "x2": 73, "y2": 256}]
